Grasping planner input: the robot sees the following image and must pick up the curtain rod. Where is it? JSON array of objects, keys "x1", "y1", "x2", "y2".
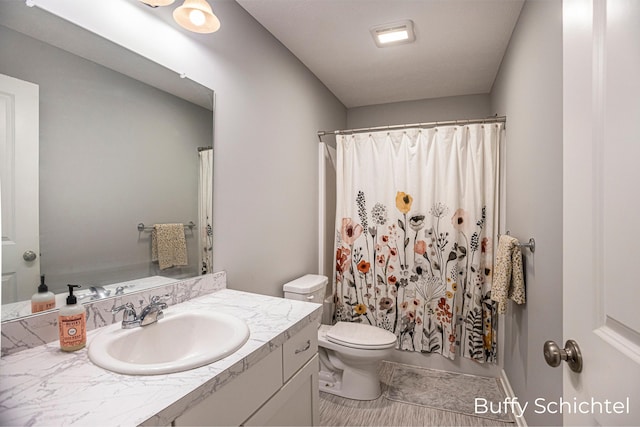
[{"x1": 317, "y1": 116, "x2": 506, "y2": 141}]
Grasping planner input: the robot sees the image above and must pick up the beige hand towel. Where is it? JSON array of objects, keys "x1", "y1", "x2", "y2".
[
  {"x1": 491, "y1": 235, "x2": 525, "y2": 314},
  {"x1": 151, "y1": 223, "x2": 188, "y2": 270}
]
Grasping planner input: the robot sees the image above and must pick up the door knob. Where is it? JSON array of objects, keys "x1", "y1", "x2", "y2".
[
  {"x1": 23, "y1": 250, "x2": 38, "y2": 262},
  {"x1": 544, "y1": 339, "x2": 583, "y2": 373}
]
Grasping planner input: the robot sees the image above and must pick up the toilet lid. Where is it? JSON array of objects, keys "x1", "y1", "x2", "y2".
[{"x1": 326, "y1": 322, "x2": 396, "y2": 349}]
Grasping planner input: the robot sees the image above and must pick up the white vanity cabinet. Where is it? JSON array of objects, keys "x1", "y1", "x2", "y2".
[
  {"x1": 172, "y1": 322, "x2": 319, "y2": 426},
  {"x1": 0, "y1": 288, "x2": 323, "y2": 427}
]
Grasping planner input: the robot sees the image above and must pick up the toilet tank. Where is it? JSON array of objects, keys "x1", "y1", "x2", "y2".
[{"x1": 283, "y1": 274, "x2": 328, "y2": 304}]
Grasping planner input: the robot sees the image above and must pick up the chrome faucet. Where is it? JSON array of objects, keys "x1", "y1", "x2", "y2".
[
  {"x1": 139, "y1": 295, "x2": 169, "y2": 326},
  {"x1": 90, "y1": 285, "x2": 111, "y2": 300},
  {"x1": 111, "y1": 294, "x2": 170, "y2": 329},
  {"x1": 111, "y1": 302, "x2": 139, "y2": 329},
  {"x1": 77, "y1": 285, "x2": 110, "y2": 301}
]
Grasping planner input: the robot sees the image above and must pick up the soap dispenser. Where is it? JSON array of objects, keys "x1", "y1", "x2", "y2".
[
  {"x1": 58, "y1": 284, "x2": 86, "y2": 352},
  {"x1": 31, "y1": 275, "x2": 55, "y2": 313}
]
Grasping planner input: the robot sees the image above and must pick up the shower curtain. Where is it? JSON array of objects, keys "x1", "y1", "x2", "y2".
[
  {"x1": 198, "y1": 149, "x2": 213, "y2": 275},
  {"x1": 334, "y1": 124, "x2": 501, "y2": 363}
]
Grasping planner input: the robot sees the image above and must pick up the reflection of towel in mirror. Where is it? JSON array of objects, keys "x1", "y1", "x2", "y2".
[
  {"x1": 491, "y1": 235, "x2": 525, "y2": 314},
  {"x1": 151, "y1": 224, "x2": 188, "y2": 270}
]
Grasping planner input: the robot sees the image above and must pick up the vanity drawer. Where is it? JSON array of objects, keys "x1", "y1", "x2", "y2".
[
  {"x1": 173, "y1": 348, "x2": 283, "y2": 426},
  {"x1": 282, "y1": 321, "x2": 318, "y2": 381},
  {"x1": 243, "y1": 354, "x2": 319, "y2": 426}
]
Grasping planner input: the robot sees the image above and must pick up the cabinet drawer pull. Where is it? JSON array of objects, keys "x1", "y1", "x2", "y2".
[{"x1": 294, "y1": 340, "x2": 311, "y2": 354}]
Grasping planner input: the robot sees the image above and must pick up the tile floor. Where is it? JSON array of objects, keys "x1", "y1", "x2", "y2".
[{"x1": 318, "y1": 361, "x2": 512, "y2": 427}]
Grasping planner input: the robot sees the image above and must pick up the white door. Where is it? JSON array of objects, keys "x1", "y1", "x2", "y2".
[
  {"x1": 562, "y1": 0, "x2": 640, "y2": 425},
  {"x1": 1, "y1": 73, "x2": 40, "y2": 303}
]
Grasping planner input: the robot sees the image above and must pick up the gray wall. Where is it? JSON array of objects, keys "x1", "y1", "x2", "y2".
[
  {"x1": 347, "y1": 94, "x2": 492, "y2": 129},
  {"x1": 208, "y1": 1, "x2": 347, "y2": 296},
  {"x1": 490, "y1": 1, "x2": 563, "y2": 425},
  {"x1": 0, "y1": 25, "x2": 212, "y2": 294}
]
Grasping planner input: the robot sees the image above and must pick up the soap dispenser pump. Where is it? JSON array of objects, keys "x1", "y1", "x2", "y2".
[
  {"x1": 31, "y1": 274, "x2": 55, "y2": 313},
  {"x1": 58, "y1": 284, "x2": 86, "y2": 352}
]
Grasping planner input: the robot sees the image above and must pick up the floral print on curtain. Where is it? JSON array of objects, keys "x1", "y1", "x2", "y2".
[{"x1": 334, "y1": 125, "x2": 501, "y2": 363}]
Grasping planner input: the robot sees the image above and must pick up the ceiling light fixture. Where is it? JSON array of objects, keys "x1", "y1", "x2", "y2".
[
  {"x1": 370, "y1": 20, "x2": 416, "y2": 48},
  {"x1": 173, "y1": 0, "x2": 221, "y2": 34},
  {"x1": 140, "y1": 0, "x2": 175, "y2": 6},
  {"x1": 139, "y1": 0, "x2": 220, "y2": 34}
]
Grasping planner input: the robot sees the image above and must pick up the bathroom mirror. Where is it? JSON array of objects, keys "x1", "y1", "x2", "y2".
[{"x1": 0, "y1": 3, "x2": 214, "y2": 321}]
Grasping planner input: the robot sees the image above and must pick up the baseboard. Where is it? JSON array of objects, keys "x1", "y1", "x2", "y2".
[{"x1": 500, "y1": 369, "x2": 528, "y2": 427}]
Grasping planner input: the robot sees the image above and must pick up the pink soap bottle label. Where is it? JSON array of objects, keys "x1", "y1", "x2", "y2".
[
  {"x1": 59, "y1": 312, "x2": 86, "y2": 349},
  {"x1": 32, "y1": 300, "x2": 55, "y2": 313}
]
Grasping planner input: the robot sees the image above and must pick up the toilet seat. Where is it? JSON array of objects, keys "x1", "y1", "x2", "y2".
[{"x1": 325, "y1": 322, "x2": 396, "y2": 350}]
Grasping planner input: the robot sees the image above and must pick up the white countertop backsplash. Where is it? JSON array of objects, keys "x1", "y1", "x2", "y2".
[
  {"x1": 0, "y1": 275, "x2": 322, "y2": 426},
  {"x1": 1, "y1": 275, "x2": 182, "y2": 322}
]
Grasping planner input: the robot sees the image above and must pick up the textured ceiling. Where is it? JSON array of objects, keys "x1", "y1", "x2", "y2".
[{"x1": 236, "y1": 0, "x2": 525, "y2": 108}]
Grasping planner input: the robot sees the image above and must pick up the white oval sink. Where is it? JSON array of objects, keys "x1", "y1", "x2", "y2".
[{"x1": 88, "y1": 310, "x2": 250, "y2": 375}]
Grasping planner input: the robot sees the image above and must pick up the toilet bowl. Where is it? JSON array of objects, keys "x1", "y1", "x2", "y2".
[
  {"x1": 283, "y1": 275, "x2": 397, "y2": 401},
  {"x1": 318, "y1": 322, "x2": 396, "y2": 400}
]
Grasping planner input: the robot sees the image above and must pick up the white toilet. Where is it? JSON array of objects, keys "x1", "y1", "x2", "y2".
[{"x1": 283, "y1": 274, "x2": 396, "y2": 401}]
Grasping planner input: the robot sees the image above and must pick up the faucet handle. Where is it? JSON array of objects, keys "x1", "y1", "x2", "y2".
[
  {"x1": 139, "y1": 295, "x2": 169, "y2": 326},
  {"x1": 112, "y1": 302, "x2": 138, "y2": 322},
  {"x1": 150, "y1": 294, "x2": 170, "y2": 306}
]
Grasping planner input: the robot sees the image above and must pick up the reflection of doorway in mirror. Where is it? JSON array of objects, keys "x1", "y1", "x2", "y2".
[{"x1": 0, "y1": 73, "x2": 40, "y2": 304}]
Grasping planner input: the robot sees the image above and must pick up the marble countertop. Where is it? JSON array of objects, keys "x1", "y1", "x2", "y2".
[{"x1": 0, "y1": 289, "x2": 322, "y2": 426}]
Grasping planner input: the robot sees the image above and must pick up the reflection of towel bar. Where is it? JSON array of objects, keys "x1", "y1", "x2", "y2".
[
  {"x1": 137, "y1": 221, "x2": 196, "y2": 232},
  {"x1": 503, "y1": 231, "x2": 536, "y2": 253}
]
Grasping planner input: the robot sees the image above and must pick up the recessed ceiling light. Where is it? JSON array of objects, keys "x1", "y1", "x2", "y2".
[{"x1": 370, "y1": 20, "x2": 416, "y2": 48}]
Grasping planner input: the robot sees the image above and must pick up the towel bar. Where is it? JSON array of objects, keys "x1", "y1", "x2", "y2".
[
  {"x1": 518, "y1": 238, "x2": 535, "y2": 253},
  {"x1": 137, "y1": 221, "x2": 196, "y2": 232},
  {"x1": 504, "y1": 231, "x2": 536, "y2": 253}
]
